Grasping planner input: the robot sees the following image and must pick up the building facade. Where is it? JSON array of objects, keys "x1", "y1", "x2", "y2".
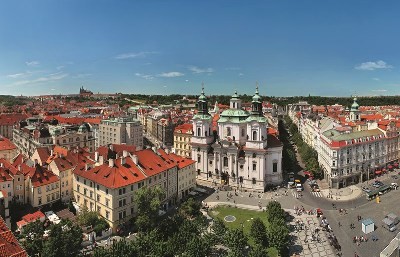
[
  {"x1": 191, "y1": 87, "x2": 283, "y2": 191},
  {"x1": 173, "y1": 123, "x2": 193, "y2": 158},
  {"x1": 98, "y1": 117, "x2": 143, "y2": 149}
]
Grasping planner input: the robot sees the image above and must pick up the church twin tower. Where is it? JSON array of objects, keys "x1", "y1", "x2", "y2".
[{"x1": 191, "y1": 86, "x2": 283, "y2": 191}]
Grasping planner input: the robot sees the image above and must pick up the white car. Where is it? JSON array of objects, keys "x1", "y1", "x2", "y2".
[{"x1": 296, "y1": 184, "x2": 303, "y2": 192}]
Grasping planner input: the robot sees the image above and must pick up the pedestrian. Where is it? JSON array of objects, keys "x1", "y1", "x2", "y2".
[{"x1": 338, "y1": 222, "x2": 341, "y2": 227}]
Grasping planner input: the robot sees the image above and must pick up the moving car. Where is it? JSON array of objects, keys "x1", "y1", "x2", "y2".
[
  {"x1": 311, "y1": 184, "x2": 320, "y2": 192},
  {"x1": 296, "y1": 184, "x2": 303, "y2": 192}
]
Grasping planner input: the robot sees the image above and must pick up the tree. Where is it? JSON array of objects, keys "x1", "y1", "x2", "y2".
[
  {"x1": 248, "y1": 243, "x2": 270, "y2": 257},
  {"x1": 212, "y1": 218, "x2": 227, "y2": 238},
  {"x1": 224, "y1": 228, "x2": 248, "y2": 257},
  {"x1": 182, "y1": 236, "x2": 212, "y2": 257},
  {"x1": 179, "y1": 197, "x2": 202, "y2": 218},
  {"x1": 267, "y1": 218, "x2": 290, "y2": 254},
  {"x1": 134, "y1": 185, "x2": 165, "y2": 232},
  {"x1": 41, "y1": 219, "x2": 83, "y2": 257},
  {"x1": 76, "y1": 207, "x2": 110, "y2": 235},
  {"x1": 21, "y1": 220, "x2": 44, "y2": 256},
  {"x1": 93, "y1": 240, "x2": 137, "y2": 257},
  {"x1": 266, "y1": 201, "x2": 285, "y2": 223},
  {"x1": 249, "y1": 218, "x2": 268, "y2": 247}
]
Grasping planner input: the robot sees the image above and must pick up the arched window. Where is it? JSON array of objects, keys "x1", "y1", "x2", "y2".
[
  {"x1": 252, "y1": 130, "x2": 257, "y2": 140},
  {"x1": 241, "y1": 129, "x2": 245, "y2": 137},
  {"x1": 205, "y1": 131, "x2": 208, "y2": 137},
  {"x1": 197, "y1": 127, "x2": 201, "y2": 136}
]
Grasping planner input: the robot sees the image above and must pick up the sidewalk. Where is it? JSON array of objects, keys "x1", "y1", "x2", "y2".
[{"x1": 319, "y1": 185, "x2": 362, "y2": 201}]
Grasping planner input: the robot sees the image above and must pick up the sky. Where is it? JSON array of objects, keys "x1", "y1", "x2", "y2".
[{"x1": 1, "y1": 1, "x2": 400, "y2": 97}]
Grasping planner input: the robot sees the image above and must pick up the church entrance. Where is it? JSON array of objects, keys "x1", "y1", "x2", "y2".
[{"x1": 221, "y1": 171, "x2": 229, "y2": 185}]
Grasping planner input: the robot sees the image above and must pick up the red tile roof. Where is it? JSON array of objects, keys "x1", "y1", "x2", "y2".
[
  {"x1": 17, "y1": 210, "x2": 45, "y2": 228},
  {"x1": 0, "y1": 216, "x2": 28, "y2": 257},
  {"x1": 34, "y1": 147, "x2": 50, "y2": 164},
  {"x1": 174, "y1": 123, "x2": 193, "y2": 134},
  {"x1": 73, "y1": 156, "x2": 146, "y2": 189},
  {"x1": 0, "y1": 137, "x2": 16, "y2": 151},
  {"x1": 135, "y1": 149, "x2": 175, "y2": 177},
  {"x1": 20, "y1": 164, "x2": 59, "y2": 187},
  {"x1": 0, "y1": 159, "x2": 21, "y2": 176}
]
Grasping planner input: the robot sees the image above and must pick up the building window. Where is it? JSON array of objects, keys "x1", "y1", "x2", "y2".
[
  {"x1": 38, "y1": 187, "x2": 41, "y2": 194},
  {"x1": 106, "y1": 211, "x2": 110, "y2": 219},
  {"x1": 197, "y1": 127, "x2": 201, "y2": 136},
  {"x1": 38, "y1": 197, "x2": 42, "y2": 205},
  {"x1": 197, "y1": 155, "x2": 201, "y2": 163},
  {"x1": 273, "y1": 162, "x2": 278, "y2": 173},
  {"x1": 252, "y1": 130, "x2": 257, "y2": 140},
  {"x1": 223, "y1": 157, "x2": 228, "y2": 167},
  {"x1": 252, "y1": 178, "x2": 257, "y2": 184},
  {"x1": 227, "y1": 127, "x2": 231, "y2": 137},
  {"x1": 106, "y1": 198, "x2": 109, "y2": 207},
  {"x1": 253, "y1": 163, "x2": 257, "y2": 171},
  {"x1": 241, "y1": 128, "x2": 245, "y2": 137}
]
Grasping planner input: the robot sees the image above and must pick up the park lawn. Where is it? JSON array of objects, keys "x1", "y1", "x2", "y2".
[{"x1": 209, "y1": 205, "x2": 279, "y2": 257}]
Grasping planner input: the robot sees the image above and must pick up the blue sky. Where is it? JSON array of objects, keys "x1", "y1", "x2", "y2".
[{"x1": 1, "y1": 1, "x2": 400, "y2": 97}]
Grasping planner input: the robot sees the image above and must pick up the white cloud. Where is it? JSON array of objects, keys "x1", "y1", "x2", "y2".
[
  {"x1": 355, "y1": 60, "x2": 393, "y2": 71},
  {"x1": 188, "y1": 66, "x2": 214, "y2": 74},
  {"x1": 56, "y1": 66, "x2": 65, "y2": 70},
  {"x1": 371, "y1": 89, "x2": 387, "y2": 92},
  {"x1": 26, "y1": 61, "x2": 40, "y2": 66},
  {"x1": 158, "y1": 72, "x2": 184, "y2": 78},
  {"x1": 238, "y1": 73, "x2": 244, "y2": 76},
  {"x1": 51, "y1": 88, "x2": 56, "y2": 91},
  {"x1": 7, "y1": 73, "x2": 25, "y2": 78},
  {"x1": 185, "y1": 79, "x2": 189, "y2": 82},
  {"x1": 135, "y1": 73, "x2": 154, "y2": 80},
  {"x1": 115, "y1": 51, "x2": 157, "y2": 59},
  {"x1": 372, "y1": 77, "x2": 380, "y2": 81},
  {"x1": 11, "y1": 72, "x2": 68, "y2": 86}
]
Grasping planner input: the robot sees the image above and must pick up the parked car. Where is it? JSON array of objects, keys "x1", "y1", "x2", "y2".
[
  {"x1": 296, "y1": 184, "x2": 303, "y2": 192},
  {"x1": 362, "y1": 186, "x2": 372, "y2": 193},
  {"x1": 391, "y1": 175, "x2": 398, "y2": 180}
]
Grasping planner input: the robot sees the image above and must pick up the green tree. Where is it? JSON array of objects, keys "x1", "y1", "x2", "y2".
[
  {"x1": 76, "y1": 207, "x2": 109, "y2": 235},
  {"x1": 212, "y1": 218, "x2": 227, "y2": 238},
  {"x1": 179, "y1": 197, "x2": 202, "y2": 218},
  {"x1": 248, "y1": 243, "x2": 270, "y2": 257},
  {"x1": 249, "y1": 217, "x2": 268, "y2": 247},
  {"x1": 41, "y1": 220, "x2": 83, "y2": 257},
  {"x1": 267, "y1": 218, "x2": 290, "y2": 254},
  {"x1": 134, "y1": 185, "x2": 165, "y2": 232},
  {"x1": 266, "y1": 201, "x2": 285, "y2": 223},
  {"x1": 21, "y1": 220, "x2": 44, "y2": 256},
  {"x1": 224, "y1": 228, "x2": 248, "y2": 257},
  {"x1": 182, "y1": 235, "x2": 212, "y2": 257}
]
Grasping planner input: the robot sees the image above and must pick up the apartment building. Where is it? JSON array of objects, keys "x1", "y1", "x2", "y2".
[
  {"x1": 13, "y1": 122, "x2": 95, "y2": 157},
  {"x1": 0, "y1": 159, "x2": 24, "y2": 203},
  {"x1": 73, "y1": 146, "x2": 195, "y2": 232},
  {"x1": 98, "y1": 117, "x2": 143, "y2": 149},
  {"x1": 173, "y1": 123, "x2": 193, "y2": 158}
]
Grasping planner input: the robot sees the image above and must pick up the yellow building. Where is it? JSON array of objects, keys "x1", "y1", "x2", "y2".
[{"x1": 173, "y1": 123, "x2": 193, "y2": 158}]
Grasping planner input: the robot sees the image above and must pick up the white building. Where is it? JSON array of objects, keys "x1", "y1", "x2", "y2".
[
  {"x1": 192, "y1": 87, "x2": 283, "y2": 191},
  {"x1": 98, "y1": 117, "x2": 143, "y2": 149}
]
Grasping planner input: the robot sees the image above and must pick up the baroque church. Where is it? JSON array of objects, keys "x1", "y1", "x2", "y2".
[{"x1": 191, "y1": 86, "x2": 283, "y2": 191}]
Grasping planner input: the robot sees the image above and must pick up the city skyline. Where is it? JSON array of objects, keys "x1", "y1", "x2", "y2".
[{"x1": 1, "y1": 1, "x2": 400, "y2": 96}]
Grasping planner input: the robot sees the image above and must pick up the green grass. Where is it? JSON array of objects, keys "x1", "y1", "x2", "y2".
[{"x1": 209, "y1": 205, "x2": 279, "y2": 257}]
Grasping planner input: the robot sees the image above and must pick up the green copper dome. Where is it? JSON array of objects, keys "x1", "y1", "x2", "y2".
[
  {"x1": 252, "y1": 86, "x2": 262, "y2": 102},
  {"x1": 231, "y1": 90, "x2": 239, "y2": 98},
  {"x1": 351, "y1": 97, "x2": 359, "y2": 111}
]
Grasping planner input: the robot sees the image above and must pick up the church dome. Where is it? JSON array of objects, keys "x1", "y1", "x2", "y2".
[{"x1": 351, "y1": 97, "x2": 359, "y2": 111}]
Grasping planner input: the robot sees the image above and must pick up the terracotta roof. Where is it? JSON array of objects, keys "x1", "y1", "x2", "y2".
[
  {"x1": 135, "y1": 149, "x2": 175, "y2": 177},
  {"x1": 94, "y1": 144, "x2": 136, "y2": 160},
  {"x1": 0, "y1": 216, "x2": 28, "y2": 257},
  {"x1": 267, "y1": 134, "x2": 283, "y2": 148},
  {"x1": 0, "y1": 159, "x2": 20, "y2": 176},
  {"x1": 34, "y1": 147, "x2": 50, "y2": 164},
  {"x1": 0, "y1": 166, "x2": 13, "y2": 182},
  {"x1": 73, "y1": 156, "x2": 146, "y2": 189},
  {"x1": 20, "y1": 164, "x2": 59, "y2": 187},
  {"x1": 17, "y1": 210, "x2": 45, "y2": 228},
  {"x1": 174, "y1": 123, "x2": 193, "y2": 134},
  {"x1": 0, "y1": 137, "x2": 16, "y2": 151}
]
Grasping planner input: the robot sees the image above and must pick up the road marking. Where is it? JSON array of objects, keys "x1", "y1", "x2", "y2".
[{"x1": 311, "y1": 192, "x2": 322, "y2": 197}]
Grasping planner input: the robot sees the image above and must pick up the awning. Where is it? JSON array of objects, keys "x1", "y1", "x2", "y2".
[
  {"x1": 388, "y1": 165, "x2": 393, "y2": 169},
  {"x1": 304, "y1": 171, "x2": 311, "y2": 176},
  {"x1": 395, "y1": 163, "x2": 399, "y2": 167},
  {"x1": 375, "y1": 170, "x2": 382, "y2": 175},
  {"x1": 383, "y1": 168, "x2": 387, "y2": 172}
]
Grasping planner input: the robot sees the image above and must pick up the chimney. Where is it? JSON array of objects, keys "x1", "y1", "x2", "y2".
[
  {"x1": 0, "y1": 163, "x2": 3, "y2": 168},
  {"x1": 50, "y1": 149, "x2": 53, "y2": 156},
  {"x1": 18, "y1": 165, "x2": 21, "y2": 171},
  {"x1": 165, "y1": 148, "x2": 170, "y2": 154},
  {"x1": 123, "y1": 150, "x2": 128, "y2": 157},
  {"x1": 94, "y1": 151, "x2": 99, "y2": 162},
  {"x1": 85, "y1": 163, "x2": 91, "y2": 171},
  {"x1": 99, "y1": 155, "x2": 104, "y2": 165},
  {"x1": 121, "y1": 157, "x2": 126, "y2": 165},
  {"x1": 109, "y1": 144, "x2": 114, "y2": 151},
  {"x1": 109, "y1": 158, "x2": 114, "y2": 167},
  {"x1": 131, "y1": 155, "x2": 138, "y2": 165},
  {"x1": 151, "y1": 147, "x2": 157, "y2": 153}
]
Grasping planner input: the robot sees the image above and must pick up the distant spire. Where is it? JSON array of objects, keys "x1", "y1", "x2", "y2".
[
  {"x1": 256, "y1": 81, "x2": 259, "y2": 94},
  {"x1": 201, "y1": 82, "x2": 204, "y2": 94}
]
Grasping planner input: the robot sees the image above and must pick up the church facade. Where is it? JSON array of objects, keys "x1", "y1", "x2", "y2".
[{"x1": 191, "y1": 87, "x2": 283, "y2": 191}]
